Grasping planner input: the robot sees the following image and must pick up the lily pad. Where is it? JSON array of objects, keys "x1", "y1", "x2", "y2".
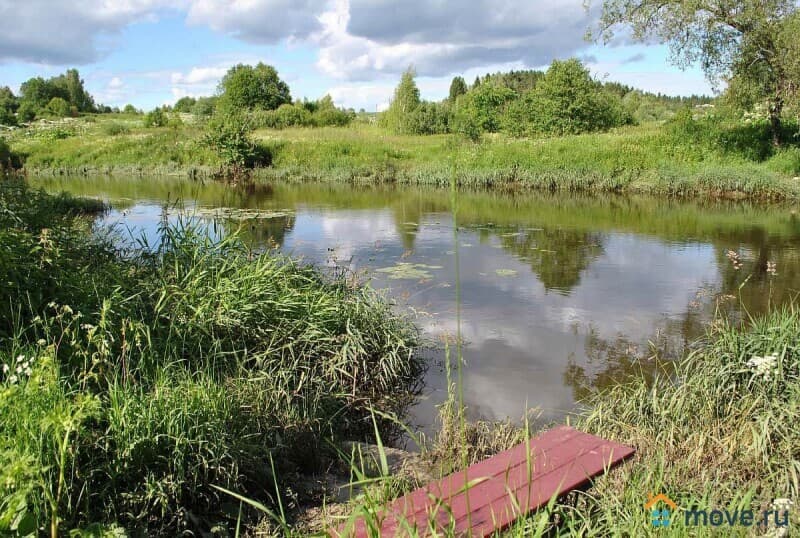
[
  {"x1": 376, "y1": 263, "x2": 443, "y2": 280},
  {"x1": 495, "y1": 269, "x2": 518, "y2": 277},
  {"x1": 195, "y1": 207, "x2": 294, "y2": 220}
]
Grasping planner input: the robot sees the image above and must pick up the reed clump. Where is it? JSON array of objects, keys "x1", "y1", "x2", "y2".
[{"x1": 0, "y1": 178, "x2": 421, "y2": 536}]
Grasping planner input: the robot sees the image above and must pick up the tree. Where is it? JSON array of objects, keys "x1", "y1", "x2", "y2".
[
  {"x1": 173, "y1": 96, "x2": 197, "y2": 113},
  {"x1": 217, "y1": 63, "x2": 291, "y2": 112},
  {"x1": 0, "y1": 87, "x2": 17, "y2": 126},
  {"x1": 503, "y1": 59, "x2": 629, "y2": 136},
  {"x1": 594, "y1": 0, "x2": 799, "y2": 145},
  {"x1": 46, "y1": 97, "x2": 70, "y2": 117},
  {"x1": 381, "y1": 68, "x2": 422, "y2": 134},
  {"x1": 122, "y1": 104, "x2": 139, "y2": 115},
  {"x1": 448, "y1": 76, "x2": 468, "y2": 102},
  {"x1": 453, "y1": 82, "x2": 516, "y2": 134},
  {"x1": 143, "y1": 107, "x2": 168, "y2": 127},
  {"x1": 59, "y1": 69, "x2": 95, "y2": 112}
]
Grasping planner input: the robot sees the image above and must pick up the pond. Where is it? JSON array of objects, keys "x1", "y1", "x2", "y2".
[{"x1": 31, "y1": 176, "x2": 800, "y2": 435}]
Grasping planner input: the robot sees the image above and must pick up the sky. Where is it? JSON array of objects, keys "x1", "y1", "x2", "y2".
[{"x1": 0, "y1": 0, "x2": 715, "y2": 111}]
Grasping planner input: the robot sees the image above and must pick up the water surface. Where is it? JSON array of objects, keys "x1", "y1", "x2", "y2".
[{"x1": 31, "y1": 176, "x2": 800, "y2": 435}]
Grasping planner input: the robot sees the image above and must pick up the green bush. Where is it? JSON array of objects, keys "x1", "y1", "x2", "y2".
[
  {"x1": 251, "y1": 103, "x2": 312, "y2": 129},
  {"x1": 454, "y1": 83, "x2": 516, "y2": 134},
  {"x1": 45, "y1": 97, "x2": 70, "y2": 118},
  {"x1": 407, "y1": 101, "x2": 451, "y2": 134},
  {"x1": 203, "y1": 112, "x2": 269, "y2": 173},
  {"x1": 767, "y1": 147, "x2": 800, "y2": 175},
  {"x1": 143, "y1": 107, "x2": 168, "y2": 128},
  {"x1": 503, "y1": 59, "x2": 631, "y2": 136},
  {"x1": 101, "y1": 122, "x2": 130, "y2": 136}
]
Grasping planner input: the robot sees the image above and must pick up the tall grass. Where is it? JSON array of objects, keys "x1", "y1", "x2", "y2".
[
  {"x1": 9, "y1": 114, "x2": 800, "y2": 199},
  {"x1": 0, "y1": 178, "x2": 421, "y2": 535}
]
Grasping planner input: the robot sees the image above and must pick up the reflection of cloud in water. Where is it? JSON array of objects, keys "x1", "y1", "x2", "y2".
[
  {"x1": 404, "y1": 233, "x2": 720, "y2": 427},
  {"x1": 97, "y1": 202, "x2": 725, "y2": 432},
  {"x1": 288, "y1": 211, "x2": 399, "y2": 268}
]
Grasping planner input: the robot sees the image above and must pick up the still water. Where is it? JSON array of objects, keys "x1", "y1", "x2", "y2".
[{"x1": 31, "y1": 176, "x2": 800, "y2": 434}]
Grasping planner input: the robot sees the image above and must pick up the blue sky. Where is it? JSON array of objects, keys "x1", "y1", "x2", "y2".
[{"x1": 0, "y1": 1, "x2": 714, "y2": 111}]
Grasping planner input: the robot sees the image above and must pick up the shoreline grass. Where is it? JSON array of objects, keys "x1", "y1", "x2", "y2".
[
  {"x1": 322, "y1": 303, "x2": 800, "y2": 537},
  {"x1": 7, "y1": 117, "x2": 800, "y2": 200},
  {"x1": 0, "y1": 178, "x2": 422, "y2": 536}
]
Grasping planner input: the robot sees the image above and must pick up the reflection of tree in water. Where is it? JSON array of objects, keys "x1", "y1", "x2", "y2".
[
  {"x1": 214, "y1": 214, "x2": 296, "y2": 249},
  {"x1": 712, "y1": 227, "x2": 800, "y2": 319},
  {"x1": 499, "y1": 228, "x2": 605, "y2": 294},
  {"x1": 563, "y1": 328, "x2": 674, "y2": 403}
]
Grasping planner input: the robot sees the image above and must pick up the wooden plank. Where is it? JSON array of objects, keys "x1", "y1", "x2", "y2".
[{"x1": 332, "y1": 426, "x2": 634, "y2": 538}]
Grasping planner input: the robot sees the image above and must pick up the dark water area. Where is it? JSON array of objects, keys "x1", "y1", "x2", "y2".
[{"x1": 31, "y1": 176, "x2": 800, "y2": 435}]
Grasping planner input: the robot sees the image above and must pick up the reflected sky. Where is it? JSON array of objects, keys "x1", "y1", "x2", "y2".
[{"x1": 32, "y1": 177, "x2": 800, "y2": 436}]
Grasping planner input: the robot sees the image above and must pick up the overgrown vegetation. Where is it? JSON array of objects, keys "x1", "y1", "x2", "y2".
[{"x1": 0, "y1": 179, "x2": 421, "y2": 535}]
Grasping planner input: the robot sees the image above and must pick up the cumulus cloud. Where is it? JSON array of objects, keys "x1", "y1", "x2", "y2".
[
  {"x1": 185, "y1": 0, "x2": 328, "y2": 42},
  {"x1": 2, "y1": 0, "x2": 600, "y2": 81},
  {"x1": 170, "y1": 66, "x2": 227, "y2": 85},
  {"x1": 316, "y1": 0, "x2": 599, "y2": 80},
  {"x1": 0, "y1": 0, "x2": 325, "y2": 65},
  {"x1": 0, "y1": 0, "x2": 174, "y2": 64}
]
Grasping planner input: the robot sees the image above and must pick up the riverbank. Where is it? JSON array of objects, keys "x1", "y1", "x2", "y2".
[
  {"x1": 321, "y1": 304, "x2": 800, "y2": 537},
  {"x1": 6, "y1": 115, "x2": 800, "y2": 199},
  {"x1": 0, "y1": 178, "x2": 421, "y2": 536},
  {"x1": 2, "y1": 178, "x2": 799, "y2": 535}
]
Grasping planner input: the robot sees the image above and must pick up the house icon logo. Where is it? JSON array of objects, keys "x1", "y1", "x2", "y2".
[{"x1": 645, "y1": 493, "x2": 678, "y2": 528}]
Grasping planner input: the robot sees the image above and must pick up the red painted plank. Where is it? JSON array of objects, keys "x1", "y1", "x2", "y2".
[
  {"x1": 332, "y1": 427, "x2": 634, "y2": 538},
  {"x1": 457, "y1": 442, "x2": 634, "y2": 535},
  {"x1": 364, "y1": 426, "x2": 584, "y2": 535}
]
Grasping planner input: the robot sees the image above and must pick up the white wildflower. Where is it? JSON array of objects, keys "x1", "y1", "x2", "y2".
[
  {"x1": 772, "y1": 498, "x2": 794, "y2": 511},
  {"x1": 8, "y1": 375, "x2": 17, "y2": 384},
  {"x1": 36, "y1": 339, "x2": 46, "y2": 346},
  {"x1": 15, "y1": 366, "x2": 22, "y2": 374},
  {"x1": 747, "y1": 353, "x2": 779, "y2": 381},
  {"x1": 23, "y1": 368, "x2": 31, "y2": 376},
  {"x1": 15, "y1": 355, "x2": 24, "y2": 363},
  {"x1": 2, "y1": 364, "x2": 7, "y2": 374}
]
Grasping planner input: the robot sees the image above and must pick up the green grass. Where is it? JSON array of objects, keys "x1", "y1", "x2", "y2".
[
  {"x1": 0, "y1": 178, "x2": 421, "y2": 536},
  {"x1": 7, "y1": 114, "x2": 800, "y2": 199},
  {"x1": 322, "y1": 304, "x2": 800, "y2": 537}
]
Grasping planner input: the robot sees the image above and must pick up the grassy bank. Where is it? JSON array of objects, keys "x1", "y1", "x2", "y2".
[
  {"x1": 327, "y1": 304, "x2": 800, "y2": 537},
  {"x1": 0, "y1": 178, "x2": 421, "y2": 535},
  {"x1": 6, "y1": 114, "x2": 800, "y2": 199}
]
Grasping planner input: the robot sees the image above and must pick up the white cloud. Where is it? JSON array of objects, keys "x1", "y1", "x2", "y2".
[
  {"x1": 314, "y1": 0, "x2": 598, "y2": 80},
  {"x1": 184, "y1": 0, "x2": 328, "y2": 42},
  {"x1": 170, "y1": 66, "x2": 227, "y2": 85},
  {"x1": 0, "y1": 0, "x2": 179, "y2": 64}
]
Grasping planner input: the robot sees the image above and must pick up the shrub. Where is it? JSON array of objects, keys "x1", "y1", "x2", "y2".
[
  {"x1": 45, "y1": 97, "x2": 70, "y2": 118},
  {"x1": 16, "y1": 102, "x2": 37, "y2": 123},
  {"x1": 101, "y1": 122, "x2": 130, "y2": 136},
  {"x1": 143, "y1": 107, "x2": 167, "y2": 128},
  {"x1": 0, "y1": 139, "x2": 17, "y2": 171},
  {"x1": 203, "y1": 112, "x2": 269, "y2": 173},
  {"x1": 454, "y1": 83, "x2": 516, "y2": 134},
  {"x1": 504, "y1": 59, "x2": 631, "y2": 136},
  {"x1": 252, "y1": 103, "x2": 312, "y2": 129},
  {"x1": 407, "y1": 101, "x2": 451, "y2": 134},
  {"x1": 191, "y1": 97, "x2": 216, "y2": 117}
]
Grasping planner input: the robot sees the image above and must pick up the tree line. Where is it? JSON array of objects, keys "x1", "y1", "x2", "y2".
[{"x1": 380, "y1": 58, "x2": 707, "y2": 139}]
